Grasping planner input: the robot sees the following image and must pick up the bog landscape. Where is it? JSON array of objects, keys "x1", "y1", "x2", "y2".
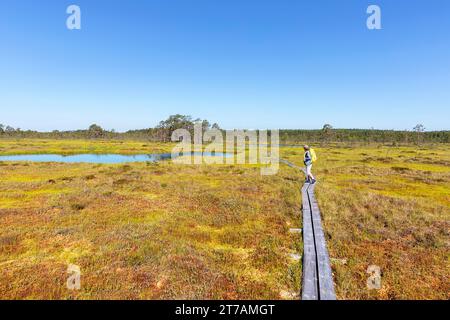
[
  {"x1": 0, "y1": 122, "x2": 448, "y2": 300},
  {"x1": 1, "y1": 1, "x2": 449, "y2": 303}
]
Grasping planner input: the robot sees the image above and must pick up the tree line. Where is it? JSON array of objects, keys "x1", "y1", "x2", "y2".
[{"x1": 0, "y1": 119, "x2": 448, "y2": 144}]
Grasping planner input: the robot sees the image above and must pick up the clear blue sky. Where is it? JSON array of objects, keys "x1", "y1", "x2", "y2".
[{"x1": 1, "y1": 0, "x2": 449, "y2": 131}]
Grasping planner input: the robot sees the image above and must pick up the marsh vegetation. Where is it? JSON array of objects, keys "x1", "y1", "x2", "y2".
[
  {"x1": 0, "y1": 139, "x2": 448, "y2": 299},
  {"x1": 283, "y1": 144, "x2": 449, "y2": 299}
]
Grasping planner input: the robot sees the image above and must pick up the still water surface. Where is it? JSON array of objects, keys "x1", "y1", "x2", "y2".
[{"x1": 0, "y1": 152, "x2": 231, "y2": 164}]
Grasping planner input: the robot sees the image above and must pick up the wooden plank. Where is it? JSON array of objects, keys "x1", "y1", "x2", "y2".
[
  {"x1": 307, "y1": 184, "x2": 336, "y2": 300},
  {"x1": 283, "y1": 155, "x2": 336, "y2": 300},
  {"x1": 301, "y1": 184, "x2": 319, "y2": 300}
]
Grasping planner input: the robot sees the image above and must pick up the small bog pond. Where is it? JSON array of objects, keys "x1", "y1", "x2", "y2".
[{"x1": 0, "y1": 152, "x2": 231, "y2": 164}]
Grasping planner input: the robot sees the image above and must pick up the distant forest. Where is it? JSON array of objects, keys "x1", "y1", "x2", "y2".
[{"x1": 1, "y1": 116, "x2": 448, "y2": 144}]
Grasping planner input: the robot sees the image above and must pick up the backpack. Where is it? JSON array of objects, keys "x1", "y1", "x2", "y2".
[{"x1": 310, "y1": 148, "x2": 317, "y2": 162}]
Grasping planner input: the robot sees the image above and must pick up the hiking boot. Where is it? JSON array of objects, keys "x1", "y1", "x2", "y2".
[{"x1": 311, "y1": 179, "x2": 317, "y2": 184}]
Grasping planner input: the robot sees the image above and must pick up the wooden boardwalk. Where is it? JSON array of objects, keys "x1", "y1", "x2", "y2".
[
  {"x1": 280, "y1": 159, "x2": 336, "y2": 299},
  {"x1": 301, "y1": 183, "x2": 336, "y2": 300}
]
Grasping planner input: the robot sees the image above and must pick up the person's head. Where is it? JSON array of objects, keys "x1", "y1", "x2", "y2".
[{"x1": 303, "y1": 145, "x2": 310, "y2": 151}]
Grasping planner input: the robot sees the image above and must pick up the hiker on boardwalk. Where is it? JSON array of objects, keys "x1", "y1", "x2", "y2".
[{"x1": 303, "y1": 145, "x2": 316, "y2": 184}]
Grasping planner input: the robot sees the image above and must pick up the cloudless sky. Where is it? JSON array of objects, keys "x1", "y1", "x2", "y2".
[{"x1": 0, "y1": 0, "x2": 449, "y2": 131}]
